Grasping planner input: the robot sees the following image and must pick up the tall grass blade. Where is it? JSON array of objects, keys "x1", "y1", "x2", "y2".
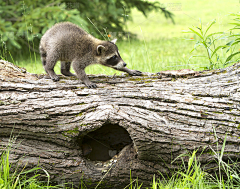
[
  {"x1": 189, "y1": 28, "x2": 204, "y2": 40},
  {"x1": 204, "y1": 20, "x2": 216, "y2": 36},
  {"x1": 211, "y1": 45, "x2": 227, "y2": 58},
  {"x1": 225, "y1": 51, "x2": 240, "y2": 63},
  {"x1": 205, "y1": 31, "x2": 224, "y2": 39},
  {"x1": 87, "y1": 17, "x2": 106, "y2": 40}
]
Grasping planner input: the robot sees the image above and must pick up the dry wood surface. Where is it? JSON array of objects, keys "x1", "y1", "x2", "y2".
[{"x1": 0, "y1": 60, "x2": 240, "y2": 188}]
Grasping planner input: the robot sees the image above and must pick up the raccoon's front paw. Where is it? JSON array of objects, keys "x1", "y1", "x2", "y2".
[
  {"x1": 129, "y1": 70, "x2": 142, "y2": 76},
  {"x1": 85, "y1": 82, "x2": 97, "y2": 88}
]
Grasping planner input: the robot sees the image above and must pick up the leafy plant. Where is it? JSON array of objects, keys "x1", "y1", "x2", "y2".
[
  {"x1": 224, "y1": 13, "x2": 240, "y2": 65},
  {"x1": 0, "y1": 0, "x2": 88, "y2": 60},
  {"x1": 185, "y1": 19, "x2": 226, "y2": 69},
  {"x1": 186, "y1": 18, "x2": 240, "y2": 70}
]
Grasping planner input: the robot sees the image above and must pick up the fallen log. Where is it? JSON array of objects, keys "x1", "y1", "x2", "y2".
[{"x1": 0, "y1": 59, "x2": 240, "y2": 188}]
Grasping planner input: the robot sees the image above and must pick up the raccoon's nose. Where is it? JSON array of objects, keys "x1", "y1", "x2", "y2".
[{"x1": 123, "y1": 63, "x2": 127, "y2": 67}]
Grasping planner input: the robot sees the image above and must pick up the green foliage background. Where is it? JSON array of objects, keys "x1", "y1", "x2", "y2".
[{"x1": 0, "y1": 0, "x2": 173, "y2": 57}]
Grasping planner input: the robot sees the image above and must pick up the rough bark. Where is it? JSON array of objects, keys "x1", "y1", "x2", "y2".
[{"x1": 0, "y1": 59, "x2": 240, "y2": 188}]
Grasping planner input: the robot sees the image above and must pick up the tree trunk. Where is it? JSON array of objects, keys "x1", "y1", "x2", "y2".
[{"x1": 0, "y1": 59, "x2": 240, "y2": 188}]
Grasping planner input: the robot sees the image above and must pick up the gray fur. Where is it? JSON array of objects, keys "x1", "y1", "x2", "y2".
[{"x1": 39, "y1": 22, "x2": 142, "y2": 88}]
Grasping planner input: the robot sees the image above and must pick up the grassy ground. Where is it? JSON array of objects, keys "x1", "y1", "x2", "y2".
[
  {"x1": 129, "y1": 0, "x2": 239, "y2": 39},
  {"x1": 13, "y1": 0, "x2": 240, "y2": 75},
  {"x1": 124, "y1": 0, "x2": 240, "y2": 71}
]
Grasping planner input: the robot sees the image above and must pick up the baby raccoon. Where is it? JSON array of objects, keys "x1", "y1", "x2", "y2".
[{"x1": 39, "y1": 22, "x2": 142, "y2": 88}]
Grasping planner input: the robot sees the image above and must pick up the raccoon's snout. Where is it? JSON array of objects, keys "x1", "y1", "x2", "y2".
[{"x1": 111, "y1": 61, "x2": 126, "y2": 70}]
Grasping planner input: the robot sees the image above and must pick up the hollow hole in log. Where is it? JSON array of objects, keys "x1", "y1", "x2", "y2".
[{"x1": 81, "y1": 124, "x2": 132, "y2": 161}]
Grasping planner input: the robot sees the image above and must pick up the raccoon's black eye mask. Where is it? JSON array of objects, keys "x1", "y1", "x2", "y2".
[{"x1": 106, "y1": 55, "x2": 119, "y2": 66}]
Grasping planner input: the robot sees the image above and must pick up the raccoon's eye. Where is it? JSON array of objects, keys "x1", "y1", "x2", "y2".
[{"x1": 110, "y1": 55, "x2": 117, "y2": 60}]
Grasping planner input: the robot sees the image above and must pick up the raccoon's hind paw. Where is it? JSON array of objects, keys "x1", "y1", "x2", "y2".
[
  {"x1": 85, "y1": 82, "x2": 97, "y2": 88},
  {"x1": 130, "y1": 70, "x2": 142, "y2": 76},
  {"x1": 43, "y1": 75, "x2": 51, "y2": 79},
  {"x1": 43, "y1": 74, "x2": 60, "y2": 81}
]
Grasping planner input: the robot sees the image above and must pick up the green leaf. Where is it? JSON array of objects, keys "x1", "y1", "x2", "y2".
[
  {"x1": 9, "y1": 38, "x2": 21, "y2": 49},
  {"x1": 227, "y1": 41, "x2": 240, "y2": 48},
  {"x1": 188, "y1": 27, "x2": 204, "y2": 40},
  {"x1": 229, "y1": 34, "x2": 240, "y2": 37},
  {"x1": 204, "y1": 19, "x2": 216, "y2": 36},
  {"x1": 225, "y1": 51, "x2": 240, "y2": 63},
  {"x1": 229, "y1": 22, "x2": 240, "y2": 26},
  {"x1": 226, "y1": 40, "x2": 235, "y2": 46},
  {"x1": 211, "y1": 45, "x2": 227, "y2": 58},
  {"x1": 205, "y1": 32, "x2": 224, "y2": 39}
]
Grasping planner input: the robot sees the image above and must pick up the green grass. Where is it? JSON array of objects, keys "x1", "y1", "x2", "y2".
[
  {"x1": 0, "y1": 141, "x2": 50, "y2": 189},
  {"x1": 123, "y1": 0, "x2": 240, "y2": 71},
  {"x1": 128, "y1": 0, "x2": 239, "y2": 39}
]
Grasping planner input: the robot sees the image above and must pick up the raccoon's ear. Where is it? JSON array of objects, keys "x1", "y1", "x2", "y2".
[
  {"x1": 97, "y1": 45, "x2": 106, "y2": 55},
  {"x1": 111, "y1": 39, "x2": 117, "y2": 44}
]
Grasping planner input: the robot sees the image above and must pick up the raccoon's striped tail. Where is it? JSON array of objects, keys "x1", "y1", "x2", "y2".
[{"x1": 39, "y1": 45, "x2": 47, "y2": 66}]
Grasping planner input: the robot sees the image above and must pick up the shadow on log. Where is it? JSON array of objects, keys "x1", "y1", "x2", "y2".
[{"x1": 0, "y1": 60, "x2": 240, "y2": 188}]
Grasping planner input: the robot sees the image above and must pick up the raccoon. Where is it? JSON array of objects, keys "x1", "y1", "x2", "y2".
[{"x1": 39, "y1": 22, "x2": 142, "y2": 88}]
